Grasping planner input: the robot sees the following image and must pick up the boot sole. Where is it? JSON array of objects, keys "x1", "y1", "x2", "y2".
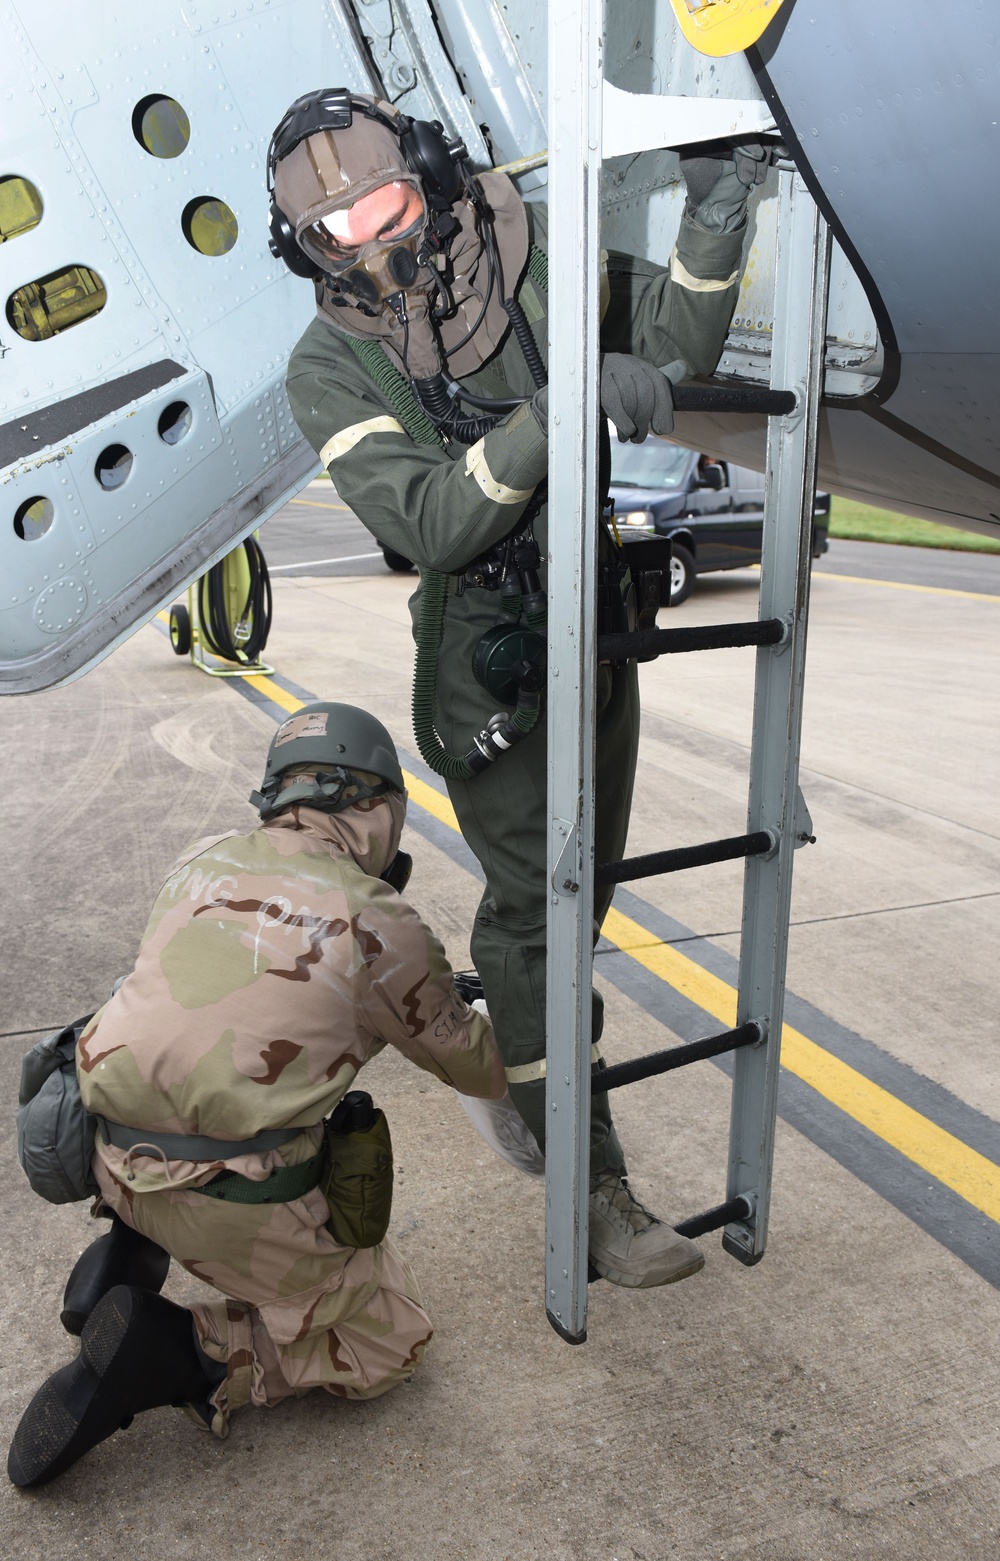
[
  {"x1": 590, "y1": 1251, "x2": 706, "y2": 1289},
  {"x1": 8, "y1": 1291, "x2": 132, "y2": 1489}
]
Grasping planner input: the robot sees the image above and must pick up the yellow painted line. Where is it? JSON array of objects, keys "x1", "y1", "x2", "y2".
[
  {"x1": 605, "y1": 905, "x2": 1000, "y2": 1223},
  {"x1": 785, "y1": 1031, "x2": 1000, "y2": 1220},
  {"x1": 240, "y1": 673, "x2": 302, "y2": 713},
  {"x1": 402, "y1": 769, "x2": 461, "y2": 830},
  {"x1": 197, "y1": 661, "x2": 1000, "y2": 1224},
  {"x1": 603, "y1": 907, "x2": 738, "y2": 1024},
  {"x1": 817, "y1": 570, "x2": 1000, "y2": 602},
  {"x1": 290, "y1": 496, "x2": 350, "y2": 512}
]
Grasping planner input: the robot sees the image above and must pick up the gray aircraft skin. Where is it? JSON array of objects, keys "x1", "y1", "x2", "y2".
[
  {"x1": 682, "y1": 3, "x2": 1000, "y2": 546},
  {"x1": 1, "y1": 0, "x2": 996, "y2": 694}
]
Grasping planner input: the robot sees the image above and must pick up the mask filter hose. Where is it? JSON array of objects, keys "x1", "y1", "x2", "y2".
[{"x1": 412, "y1": 569, "x2": 541, "y2": 780}]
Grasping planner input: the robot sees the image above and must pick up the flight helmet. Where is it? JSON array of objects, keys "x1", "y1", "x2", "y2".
[{"x1": 250, "y1": 702, "x2": 404, "y2": 820}]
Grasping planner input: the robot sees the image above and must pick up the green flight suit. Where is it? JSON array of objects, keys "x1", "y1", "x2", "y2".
[{"x1": 286, "y1": 202, "x2": 746, "y2": 1177}]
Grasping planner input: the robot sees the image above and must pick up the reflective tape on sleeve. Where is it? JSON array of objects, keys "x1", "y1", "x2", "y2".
[
  {"x1": 464, "y1": 438, "x2": 535, "y2": 505},
  {"x1": 670, "y1": 249, "x2": 740, "y2": 293},
  {"x1": 320, "y1": 416, "x2": 404, "y2": 466},
  {"x1": 505, "y1": 1042, "x2": 604, "y2": 1085}
]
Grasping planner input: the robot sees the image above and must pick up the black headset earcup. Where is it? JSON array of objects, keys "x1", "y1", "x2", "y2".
[
  {"x1": 401, "y1": 119, "x2": 466, "y2": 210},
  {"x1": 268, "y1": 203, "x2": 320, "y2": 280}
]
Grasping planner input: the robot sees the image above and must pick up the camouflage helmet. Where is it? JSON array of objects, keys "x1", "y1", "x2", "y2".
[{"x1": 250, "y1": 702, "x2": 404, "y2": 820}]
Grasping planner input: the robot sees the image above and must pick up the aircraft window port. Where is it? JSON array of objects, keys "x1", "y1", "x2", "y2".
[
  {"x1": 132, "y1": 95, "x2": 191, "y2": 159},
  {"x1": 6, "y1": 265, "x2": 107, "y2": 341},
  {"x1": 0, "y1": 176, "x2": 43, "y2": 242},
  {"x1": 182, "y1": 197, "x2": 238, "y2": 257},
  {"x1": 94, "y1": 444, "x2": 134, "y2": 492},
  {"x1": 13, "y1": 496, "x2": 54, "y2": 541},
  {"x1": 158, "y1": 401, "x2": 193, "y2": 445}
]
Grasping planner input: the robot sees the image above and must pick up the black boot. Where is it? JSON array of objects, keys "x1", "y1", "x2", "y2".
[
  {"x1": 8, "y1": 1286, "x2": 225, "y2": 1489},
  {"x1": 61, "y1": 1214, "x2": 170, "y2": 1335}
]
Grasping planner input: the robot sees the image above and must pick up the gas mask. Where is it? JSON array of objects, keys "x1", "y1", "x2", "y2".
[
  {"x1": 298, "y1": 182, "x2": 443, "y2": 316},
  {"x1": 272, "y1": 104, "x2": 529, "y2": 380}
]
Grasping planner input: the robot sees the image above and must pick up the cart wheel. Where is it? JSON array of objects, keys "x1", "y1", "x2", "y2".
[
  {"x1": 169, "y1": 603, "x2": 191, "y2": 656},
  {"x1": 381, "y1": 544, "x2": 415, "y2": 573}
]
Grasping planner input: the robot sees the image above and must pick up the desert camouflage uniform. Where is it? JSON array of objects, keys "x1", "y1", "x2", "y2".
[{"x1": 78, "y1": 789, "x2": 504, "y2": 1430}]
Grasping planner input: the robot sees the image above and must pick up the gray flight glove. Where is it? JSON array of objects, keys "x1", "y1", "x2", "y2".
[
  {"x1": 600, "y1": 354, "x2": 688, "y2": 444},
  {"x1": 680, "y1": 142, "x2": 772, "y2": 234}
]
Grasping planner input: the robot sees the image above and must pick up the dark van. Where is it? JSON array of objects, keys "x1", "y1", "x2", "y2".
[{"x1": 610, "y1": 438, "x2": 830, "y2": 603}]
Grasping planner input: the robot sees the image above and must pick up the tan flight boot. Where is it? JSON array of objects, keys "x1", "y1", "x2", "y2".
[{"x1": 588, "y1": 1172, "x2": 705, "y2": 1289}]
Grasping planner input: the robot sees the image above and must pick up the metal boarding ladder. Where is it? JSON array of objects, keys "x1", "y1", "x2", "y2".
[{"x1": 544, "y1": 0, "x2": 832, "y2": 1344}]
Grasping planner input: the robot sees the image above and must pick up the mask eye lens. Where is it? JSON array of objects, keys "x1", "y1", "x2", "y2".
[{"x1": 304, "y1": 222, "x2": 357, "y2": 267}]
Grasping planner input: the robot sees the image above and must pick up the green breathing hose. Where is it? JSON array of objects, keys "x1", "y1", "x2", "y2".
[
  {"x1": 344, "y1": 317, "x2": 546, "y2": 782},
  {"x1": 526, "y1": 243, "x2": 548, "y2": 293}
]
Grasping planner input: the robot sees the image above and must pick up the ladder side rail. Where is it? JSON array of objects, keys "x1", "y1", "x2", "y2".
[
  {"x1": 724, "y1": 168, "x2": 832, "y2": 1265},
  {"x1": 543, "y1": 0, "x2": 604, "y2": 1344}
]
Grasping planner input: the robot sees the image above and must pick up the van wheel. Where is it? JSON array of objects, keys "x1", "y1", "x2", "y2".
[
  {"x1": 381, "y1": 545, "x2": 415, "y2": 573},
  {"x1": 668, "y1": 544, "x2": 695, "y2": 605}
]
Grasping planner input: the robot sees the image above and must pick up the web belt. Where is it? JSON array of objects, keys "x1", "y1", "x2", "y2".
[
  {"x1": 193, "y1": 1150, "x2": 325, "y2": 1205},
  {"x1": 95, "y1": 1116, "x2": 309, "y2": 1162},
  {"x1": 95, "y1": 1117, "x2": 325, "y2": 1206}
]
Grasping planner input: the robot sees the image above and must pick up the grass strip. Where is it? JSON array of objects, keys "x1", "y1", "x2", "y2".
[{"x1": 830, "y1": 498, "x2": 1000, "y2": 553}]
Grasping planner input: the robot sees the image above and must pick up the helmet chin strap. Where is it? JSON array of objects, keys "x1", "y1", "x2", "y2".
[{"x1": 250, "y1": 767, "x2": 393, "y2": 820}]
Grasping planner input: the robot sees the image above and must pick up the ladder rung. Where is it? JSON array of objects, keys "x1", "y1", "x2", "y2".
[
  {"x1": 597, "y1": 616, "x2": 784, "y2": 664},
  {"x1": 591, "y1": 1021, "x2": 763, "y2": 1095},
  {"x1": 672, "y1": 384, "x2": 796, "y2": 416},
  {"x1": 595, "y1": 830, "x2": 773, "y2": 887},
  {"x1": 674, "y1": 1194, "x2": 754, "y2": 1241}
]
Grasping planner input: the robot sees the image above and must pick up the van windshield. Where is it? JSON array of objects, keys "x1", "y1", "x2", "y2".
[{"x1": 610, "y1": 436, "x2": 690, "y2": 489}]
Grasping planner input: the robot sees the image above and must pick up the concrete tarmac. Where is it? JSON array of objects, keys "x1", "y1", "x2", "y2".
[{"x1": 2, "y1": 511, "x2": 999, "y2": 1560}]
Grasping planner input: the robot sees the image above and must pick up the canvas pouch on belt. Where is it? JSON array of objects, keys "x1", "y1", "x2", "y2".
[
  {"x1": 17, "y1": 1015, "x2": 99, "y2": 1204},
  {"x1": 320, "y1": 1092, "x2": 394, "y2": 1248}
]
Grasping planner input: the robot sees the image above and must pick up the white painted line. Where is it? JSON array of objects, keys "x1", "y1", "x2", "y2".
[{"x1": 268, "y1": 551, "x2": 384, "y2": 572}]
